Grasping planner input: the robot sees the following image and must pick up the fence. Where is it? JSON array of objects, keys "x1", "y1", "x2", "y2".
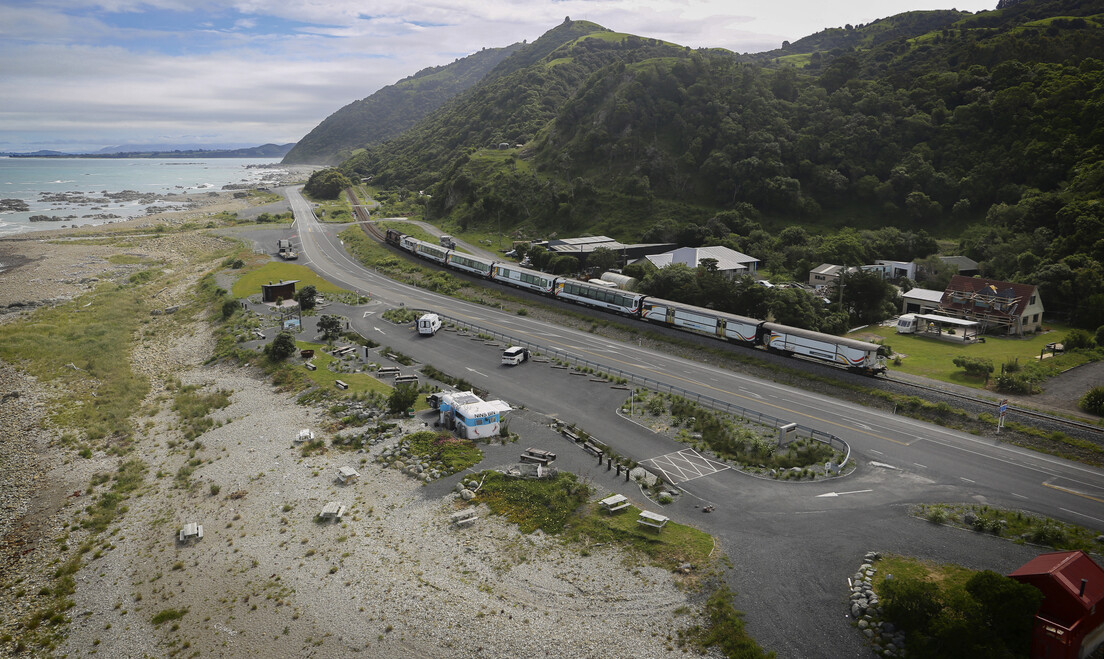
[{"x1": 434, "y1": 312, "x2": 851, "y2": 467}]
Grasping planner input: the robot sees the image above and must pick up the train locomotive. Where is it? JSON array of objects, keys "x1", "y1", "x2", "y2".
[{"x1": 383, "y1": 229, "x2": 887, "y2": 375}]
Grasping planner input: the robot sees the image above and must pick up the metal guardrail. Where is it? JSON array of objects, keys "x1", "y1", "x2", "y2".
[{"x1": 434, "y1": 312, "x2": 851, "y2": 468}]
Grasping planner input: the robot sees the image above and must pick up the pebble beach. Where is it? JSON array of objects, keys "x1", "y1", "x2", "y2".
[{"x1": 0, "y1": 195, "x2": 710, "y2": 658}]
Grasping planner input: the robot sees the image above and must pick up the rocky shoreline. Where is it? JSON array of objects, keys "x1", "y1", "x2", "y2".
[{"x1": 0, "y1": 206, "x2": 710, "y2": 658}]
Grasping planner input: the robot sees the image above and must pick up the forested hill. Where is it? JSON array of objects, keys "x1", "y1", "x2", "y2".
[
  {"x1": 338, "y1": 2, "x2": 1104, "y2": 328},
  {"x1": 282, "y1": 43, "x2": 524, "y2": 165}
]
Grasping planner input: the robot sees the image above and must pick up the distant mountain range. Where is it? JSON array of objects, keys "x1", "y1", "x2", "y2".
[{"x1": 2, "y1": 143, "x2": 295, "y2": 158}]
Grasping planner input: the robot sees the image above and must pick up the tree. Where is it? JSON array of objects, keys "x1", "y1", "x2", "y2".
[
  {"x1": 840, "y1": 270, "x2": 899, "y2": 325},
  {"x1": 963, "y1": 570, "x2": 1042, "y2": 656},
  {"x1": 267, "y1": 331, "x2": 297, "y2": 361},
  {"x1": 303, "y1": 168, "x2": 352, "y2": 200},
  {"x1": 318, "y1": 314, "x2": 343, "y2": 341},
  {"x1": 586, "y1": 246, "x2": 619, "y2": 274},
  {"x1": 221, "y1": 299, "x2": 240, "y2": 320},
  {"x1": 388, "y1": 382, "x2": 419, "y2": 414},
  {"x1": 295, "y1": 285, "x2": 318, "y2": 312}
]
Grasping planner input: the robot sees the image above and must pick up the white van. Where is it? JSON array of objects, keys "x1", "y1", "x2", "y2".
[
  {"x1": 501, "y1": 346, "x2": 530, "y2": 366},
  {"x1": 896, "y1": 314, "x2": 918, "y2": 334},
  {"x1": 417, "y1": 313, "x2": 442, "y2": 336}
]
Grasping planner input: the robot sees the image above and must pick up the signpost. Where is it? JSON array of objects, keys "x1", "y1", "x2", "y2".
[{"x1": 997, "y1": 399, "x2": 1008, "y2": 434}]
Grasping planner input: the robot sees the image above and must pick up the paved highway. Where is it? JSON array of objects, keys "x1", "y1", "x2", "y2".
[{"x1": 281, "y1": 187, "x2": 1104, "y2": 657}]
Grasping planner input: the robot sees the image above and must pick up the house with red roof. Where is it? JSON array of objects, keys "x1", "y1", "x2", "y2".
[
  {"x1": 1010, "y1": 550, "x2": 1104, "y2": 659},
  {"x1": 939, "y1": 275, "x2": 1044, "y2": 336}
]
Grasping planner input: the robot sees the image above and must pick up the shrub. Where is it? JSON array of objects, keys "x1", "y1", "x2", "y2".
[
  {"x1": 266, "y1": 331, "x2": 297, "y2": 361},
  {"x1": 953, "y1": 355, "x2": 994, "y2": 379},
  {"x1": 1080, "y1": 387, "x2": 1104, "y2": 416},
  {"x1": 1064, "y1": 328, "x2": 1093, "y2": 351},
  {"x1": 387, "y1": 383, "x2": 419, "y2": 414},
  {"x1": 209, "y1": 484, "x2": 221, "y2": 496},
  {"x1": 1095, "y1": 325, "x2": 1104, "y2": 348}
]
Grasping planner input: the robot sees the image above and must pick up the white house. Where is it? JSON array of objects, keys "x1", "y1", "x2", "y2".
[{"x1": 639, "y1": 246, "x2": 759, "y2": 278}]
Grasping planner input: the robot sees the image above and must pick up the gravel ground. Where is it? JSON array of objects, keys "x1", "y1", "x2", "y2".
[{"x1": 0, "y1": 214, "x2": 711, "y2": 658}]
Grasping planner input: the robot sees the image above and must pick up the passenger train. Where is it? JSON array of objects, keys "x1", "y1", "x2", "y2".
[{"x1": 384, "y1": 229, "x2": 887, "y2": 375}]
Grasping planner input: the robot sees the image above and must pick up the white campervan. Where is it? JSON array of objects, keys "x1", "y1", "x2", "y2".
[
  {"x1": 417, "y1": 313, "x2": 442, "y2": 336},
  {"x1": 501, "y1": 346, "x2": 529, "y2": 365},
  {"x1": 896, "y1": 314, "x2": 918, "y2": 334}
]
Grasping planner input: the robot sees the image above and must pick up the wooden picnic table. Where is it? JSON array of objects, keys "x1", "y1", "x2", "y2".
[
  {"x1": 338, "y1": 466, "x2": 360, "y2": 484},
  {"x1": 179, "y1": 522, "x2": 204, "y2": 542},
  {"x1": 599, "y1": 494, "x2": 631, "y2": 513},
  {"x1": 319, "y1": 502, "x2": 346, "y2": 521},
  {"x1": 637, "y1": 510, "x2": 669, "y2": 529}
]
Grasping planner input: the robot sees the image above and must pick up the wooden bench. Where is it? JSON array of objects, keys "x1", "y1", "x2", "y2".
[
  {"x1": 337, "y1": 466, "x2": 360, "y2": 485},
  {"x1": 598, "y1": 494, "x2": 631, "y2": 514},
  {"x1": 393, "y1": 374, "x2": 419, "y2": 384},
  {"x1": 319, "y1": 502, "x2": 346, "y2": 521},
  {"x1": 335, "y1": 380, "x2": 349, "y2": 390},
  {"x1": 637, "y1": 510, "x2": 669, "y2": 530},
  {"x1": 179, "y1": 522, "x2": 204, "y2": 543},
  {"x1": 450, "y1": 509, "x2": 478, "y2": 527},
  {"x1": 296, "y1": 428, "x2": 314, "y2": 444},
  {"x1": 305, "y1": 361, "x2": 316, "y2": 371},
  {"x1": 252, "y1": 330, "x2": 266, "y2": 339},
  {"x1": 332, "y1": 346, "x2": 356, "y2": 357},
  {"x1": 376, "y1": 366, "x2": 401, "y2": 377}
]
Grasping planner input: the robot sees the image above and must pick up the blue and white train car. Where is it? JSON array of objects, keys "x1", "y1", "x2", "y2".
[
  {"x1": 555, "y1": 279, "x2": 645, "y2": 315},
  {"x1": 491, "y1": 264, "x2": 559, "y2": 294},
  {"x1": 761, "y1": 322, "x2": 886, "y2": 373}
]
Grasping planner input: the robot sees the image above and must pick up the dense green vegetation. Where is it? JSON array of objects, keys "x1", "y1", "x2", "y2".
[
  {"x1": 327, "y1": 2, "x2": 1104, "y2": 328},
  {"x1": 283, "y1": 45, "x2": 523, "y2": 165},
  {"x1": 876, "y1": 556, "x2": 1041, "y2": 658}
]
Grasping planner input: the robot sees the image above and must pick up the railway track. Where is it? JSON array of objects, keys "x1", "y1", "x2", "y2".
[{"x1": 339, "y1": 186, "x2": 1104, "y2": 444}]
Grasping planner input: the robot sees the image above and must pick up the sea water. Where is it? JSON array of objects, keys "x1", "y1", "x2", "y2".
[{"x1": 0, "y1": 157, "x2": 288, "y2": 236}]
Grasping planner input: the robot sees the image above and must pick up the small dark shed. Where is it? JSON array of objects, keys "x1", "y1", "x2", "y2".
[{"x1": 261, "y1": 280, "x2": 299, "y2": 303}]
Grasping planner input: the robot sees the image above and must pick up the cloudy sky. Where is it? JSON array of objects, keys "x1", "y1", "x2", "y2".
[{"x1": 0, "y1": 0, "x2": 996, "y2": 153}]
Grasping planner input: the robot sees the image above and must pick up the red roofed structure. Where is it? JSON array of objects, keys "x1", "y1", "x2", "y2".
[
  {"x1": 939, "y1": 275, "x2": 1044, "y2": 336},
  {"x1": 1010, "y1": 550, "x2": 1104, "y2": 658}
]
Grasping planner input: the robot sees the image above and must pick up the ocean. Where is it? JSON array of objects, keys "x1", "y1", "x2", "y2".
[{"x1": 0, "y1": 157, "x2": 290, "y2": 236}]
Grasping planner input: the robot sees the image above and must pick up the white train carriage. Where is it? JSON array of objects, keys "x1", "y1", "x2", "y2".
[
  {"x1": 491, "y1": 264, "x2": 559, "y2": 294},
  {"x1": 446, "y1": 252, "x2": 495, "y2": 277},
  {"x1": 761, "y1": 322, "x2": 886, "y2": 373},
  {"x1": 399, "y1": 235, "x2": 419, "y2": 252},
  {"x1": 640, "y1": 298, "x2": 762, "y2": 343},
  {"x1": 555, "y1": 279, "x2": 645, "y2": 315},
  {"x1": 411, "y1": 238, "x2": 450, "y2": 264}
]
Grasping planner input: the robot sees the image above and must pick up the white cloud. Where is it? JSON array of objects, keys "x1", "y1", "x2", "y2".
[{"x1": 0, "y1": 0, "x2": 996, "y2": 151}]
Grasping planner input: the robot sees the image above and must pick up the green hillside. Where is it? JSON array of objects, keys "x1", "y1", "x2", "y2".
[
  {"x1": 282, "y1": 43, "x2": 524, "y2": 165},
  {"x1": 322, "y1": 3, "x2": 1104, "y2": 329}
]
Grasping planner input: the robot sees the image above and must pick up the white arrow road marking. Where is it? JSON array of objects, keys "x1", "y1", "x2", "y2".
[
  {"x1": 854, "y1": 422, "x2": 871, "y2": 430},
  {"x1": 738, "y1": 389, "x2": 764, "y2": 399},
  {"x1": 816, "y1": 489, "x2": 873, "y2": 498},
  {"x1": 869, "y1": 461, "x2": 898, "y2": 470},
  {"x1": 374, "y1": 327, "x2": 385, "y2": 334},
  {"x1": 362, "y1": 311, "x2": 376, "y2": 317},
  {"x1": 465, "y1": 368, "x2": 488, "y2": 378}
]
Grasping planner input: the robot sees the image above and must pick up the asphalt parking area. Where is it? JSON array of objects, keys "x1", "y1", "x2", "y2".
[{"x1": 642, "y1": 448, "x2": 731, "y2": 484}]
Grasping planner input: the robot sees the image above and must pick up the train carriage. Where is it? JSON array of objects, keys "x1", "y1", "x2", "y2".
[
  {"x1": 761, "y1": 322, "x2": 886, "y2": 374},
  {"x1": 446, "y1": 252, "x2": 495, "y2": 277},
  {"x1": 556, "y1": 279, "x2": 645, "y2": 315},
  {"x1": 491, "y1": 264, "x2": 559, "y2": 294},
  {"x1": 640, "y1": 298, "x2": 762, "y2": 342},
  {"x1": 412, "y1": 238, "x2": 450, "y2": 264},
  {"x1": 385, "y1": 229, "x2": 405, "y2": 246}
]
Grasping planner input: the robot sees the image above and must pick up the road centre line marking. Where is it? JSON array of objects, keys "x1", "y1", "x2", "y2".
[
  {"x1": 960, "y1": 477, "x2": 975, "y2": 483},
  {"x1": 1011, "y1": 493, "x2": 1027, "y2": 499},
  {"x1": 913, "y1": 463, "x2": 927, "y2": 469},
  {"x1": 1045, "y1": 483, "x2": 1104, "y2": 505}
]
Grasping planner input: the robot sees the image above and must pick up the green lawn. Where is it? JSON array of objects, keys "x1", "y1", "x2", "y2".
[
  {"x1": 231, "y1": 262, "x2": 350, "y2": 299},
  {"x1": 294, "y1": 340, "x2": 430, "y2": 410},
  {"x1": 850, "y1": 322, "x2": 1079, "y2": 388}
]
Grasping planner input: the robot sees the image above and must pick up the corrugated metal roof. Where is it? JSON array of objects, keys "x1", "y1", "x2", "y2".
[{"x1": 646, "y1": 246, "x2": 758, "y2": 272}]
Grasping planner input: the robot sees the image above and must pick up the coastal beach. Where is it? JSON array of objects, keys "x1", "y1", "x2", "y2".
[{"x1": 0, "y1": 199, "x2": 707, "y2": 658}]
